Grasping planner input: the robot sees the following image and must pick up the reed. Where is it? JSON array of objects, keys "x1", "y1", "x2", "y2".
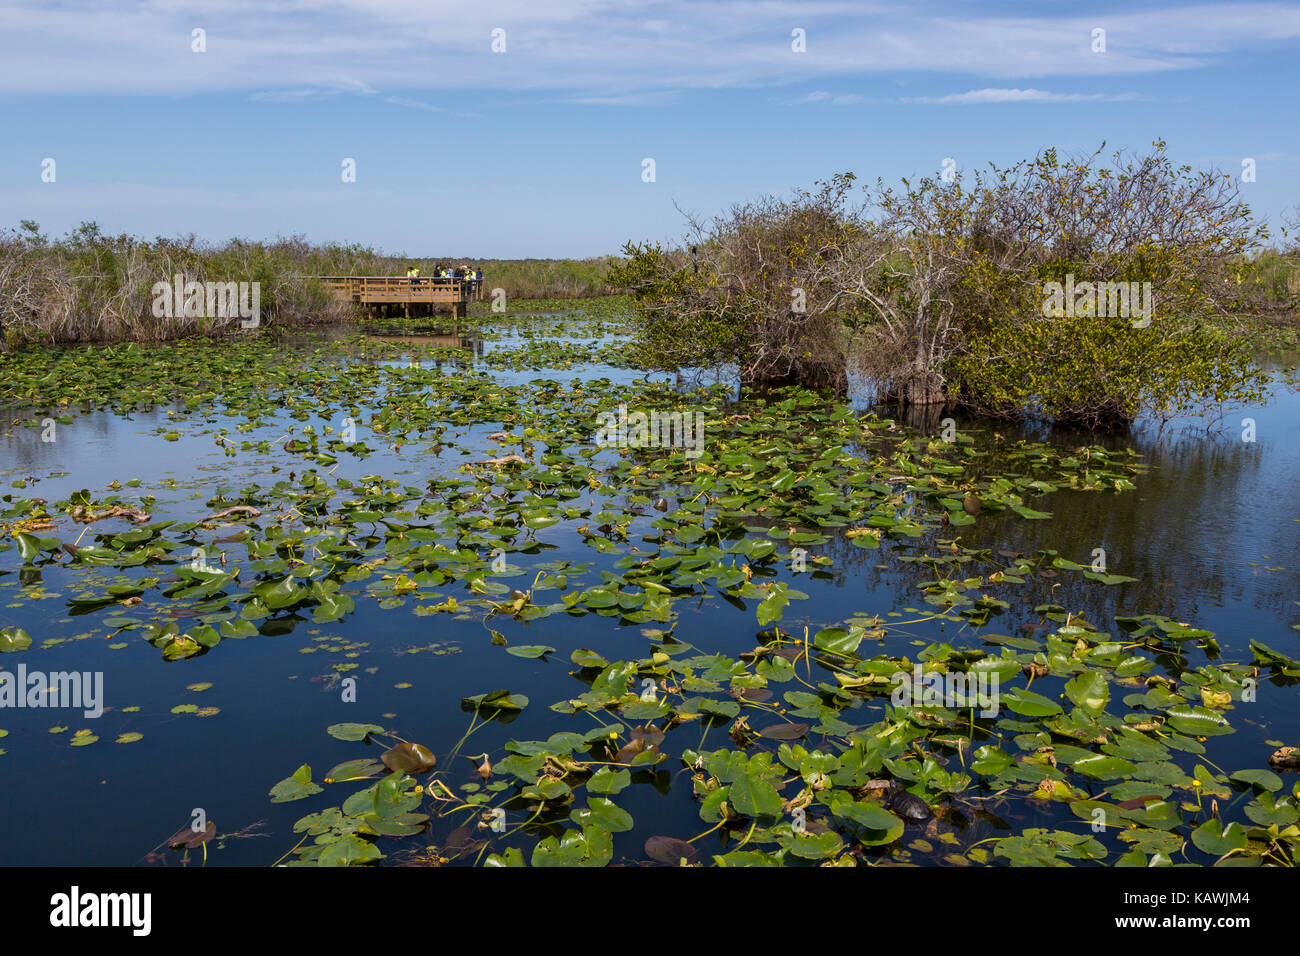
[{"x1": 0, "y1": 221, "x2": 617, "y2": 347}]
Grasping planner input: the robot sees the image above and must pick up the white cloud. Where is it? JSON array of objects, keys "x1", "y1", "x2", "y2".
[
  {"x1": 906, "y1": 88, "x2": 1150, "y2": 104},
  {"x1": 250, "y1": 88, "x2": 344, "y2": 103},
  {"x1": 384, "y1": 96, "x2": 445, "y2": 112},
  {"x1": 791, "y1": 90, "x2": 869, "y2": 104},
  {"x1": 558, "y1": 90, "x2": 686, "y2": 106},
  {"x1": 0, "y1": 1, "x2": 1297, "y2": 96}
]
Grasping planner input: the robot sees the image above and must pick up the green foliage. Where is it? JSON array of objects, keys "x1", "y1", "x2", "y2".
[
  {"x1": 611, "y1": 142, "x2": 1286, "y2": 424},
  {"x1": 606, "y1": 240, "x2": 742, "y2": 372},
  {"x1": 609, "y1": 174, "x2": 861, "y2": 391},
  {"x1": 950, "y1": 311, "x2": 1270, "y2": 427},
  {"x1": 877, "y1": 141, "x2": 1279, "y2": 425}
]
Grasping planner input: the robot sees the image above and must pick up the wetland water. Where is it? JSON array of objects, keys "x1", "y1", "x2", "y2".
[{"x1": 1, "y1": 309, "x2": 1297, "y2": 867}]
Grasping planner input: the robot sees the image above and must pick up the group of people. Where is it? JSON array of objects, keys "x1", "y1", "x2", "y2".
[{"x1": 405, "y1": 263, "x2": 481, "y2": 283}]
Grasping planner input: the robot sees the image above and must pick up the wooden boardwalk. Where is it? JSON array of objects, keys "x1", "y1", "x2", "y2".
[{"x1": 317, "y1": 275, "x2": 483, "y2": 318}]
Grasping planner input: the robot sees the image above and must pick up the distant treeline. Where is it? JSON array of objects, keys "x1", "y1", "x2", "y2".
[
  {"x1": 1, "y1": 212, "x2": 1293, "y2": 352},
  {"x1": 0, "y1": 221, "x2": 615, "y2": 347}
]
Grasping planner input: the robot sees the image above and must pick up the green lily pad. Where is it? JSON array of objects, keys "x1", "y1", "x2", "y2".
[
  {"x1": 326, "y1": 722, "x2": 385, "y2": 741},
  {"x1": 0, "y1": 628, "x2": 32, "y2": 653},
  {"x1": 1189, "y1": 819, "x2": 1247, "y2": 857},
  {"x1": 269, "y1": 764, "x2": 324, "y2": 803},
  {"x1": 462, "y1": 689, "x2": 529, "y2": 713},
  {"x1": 505, "y1": 645, "x2": 556, "y2": 659}
]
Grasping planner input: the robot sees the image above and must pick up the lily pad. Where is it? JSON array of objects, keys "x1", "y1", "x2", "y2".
[
  {"x1": 380, "y1": 742, "x2": 437, "y2": 774},
  {"x1": 269, "y1": 764, "x2": 324, "y2": 803},
  {"x1": 645, "y1": 836, "x2": 698, "y2": 866}
]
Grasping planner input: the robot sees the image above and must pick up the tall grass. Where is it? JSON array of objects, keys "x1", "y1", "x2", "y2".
[
  {"x1": 422, "y1": 257, "x2": 612, "y2": 299},
  {"x1": 0, "y1": 221, "x2": 618, "y2": 347},
  {"x1": 1231, "y1": 248, "x2": 1300, "y2": 318},
  {"x1": 0, "y1": 222, "x2": 369, "y2": 346}
]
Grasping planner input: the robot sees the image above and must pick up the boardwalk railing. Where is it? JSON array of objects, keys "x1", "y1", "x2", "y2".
[{"x1": 314, "y1": 275, "x2": 484, "y2": 304}]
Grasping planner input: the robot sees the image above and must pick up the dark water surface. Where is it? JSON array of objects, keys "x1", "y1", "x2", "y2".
[{"x1": 0, "y1": 331, "x2": 1296, "y2": 866}]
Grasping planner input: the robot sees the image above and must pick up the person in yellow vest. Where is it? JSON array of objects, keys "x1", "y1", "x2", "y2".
[{"x1": 406, "y1": 264, "x2": 420, "y2": 278}]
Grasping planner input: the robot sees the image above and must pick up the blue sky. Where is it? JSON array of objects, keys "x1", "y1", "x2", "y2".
[{"x1": 1, "y1": 0, "x2": 1298, "y2": 258}]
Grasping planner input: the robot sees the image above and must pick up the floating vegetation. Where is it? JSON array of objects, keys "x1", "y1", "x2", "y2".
[
  {"x1": 265, "y1": 604, "x2": 1300, "y2": 866},
  {"x1": 1, "y1": 304, "x2": 1296, "y2": 867}
]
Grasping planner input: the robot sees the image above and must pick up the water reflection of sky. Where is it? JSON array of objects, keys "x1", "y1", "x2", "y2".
[{"x1": 0, "y1": 338, "x2": 1296, "y2": 866}]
